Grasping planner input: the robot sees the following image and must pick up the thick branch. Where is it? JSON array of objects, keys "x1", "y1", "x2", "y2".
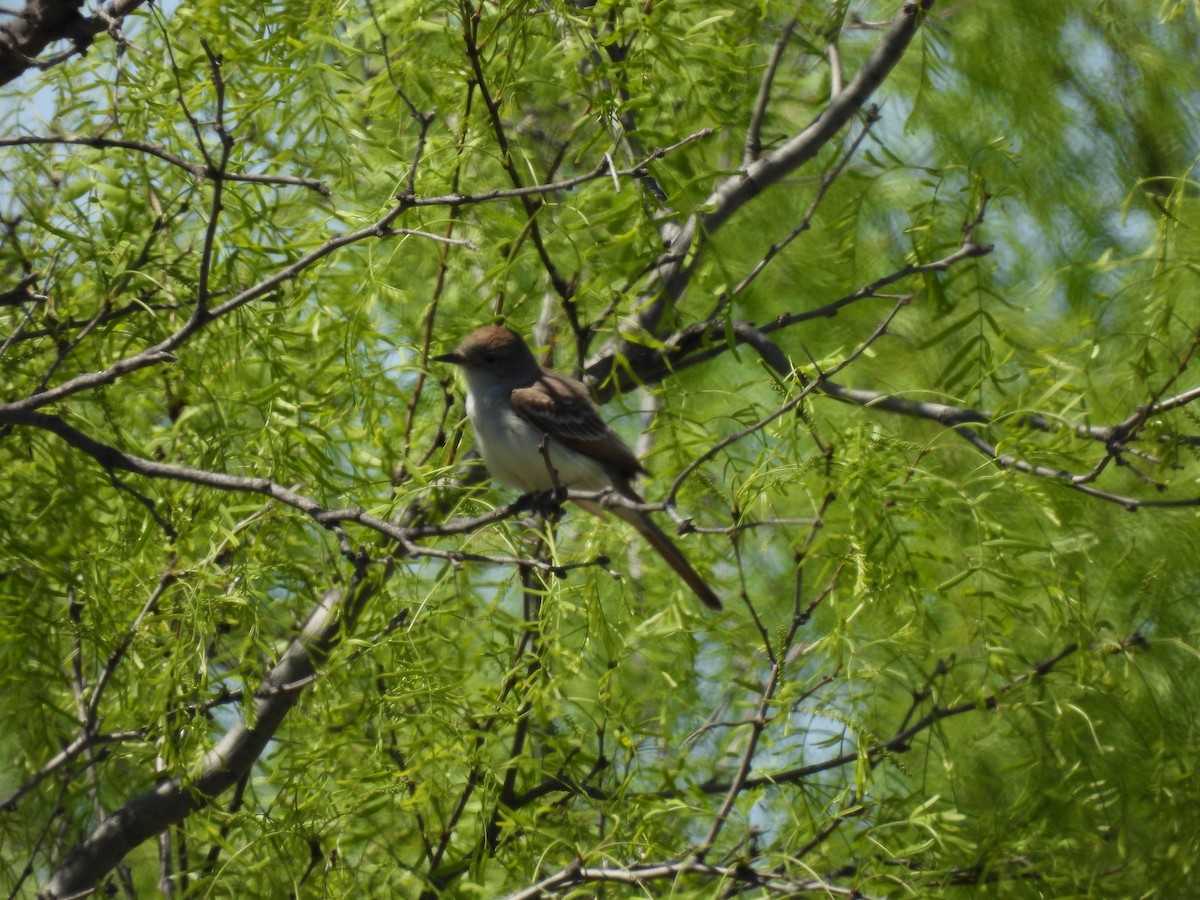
[
  {"x1": 590, "y1": 228, "x2": 991, "y2": 402},
  {"x1": 625, "y1": 0, "x2": 935, "y2": 340},
  {"x1": 0, "y1": 0, "x2": 146, "y2": 87},
  {"x1": 42, "y1": 574, "x2": 375, "y2": 898}
]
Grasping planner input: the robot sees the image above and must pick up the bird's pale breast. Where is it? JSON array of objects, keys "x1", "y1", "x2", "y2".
[{"x1": 466, "y1": 392, "x2": 610, "y2": 493}]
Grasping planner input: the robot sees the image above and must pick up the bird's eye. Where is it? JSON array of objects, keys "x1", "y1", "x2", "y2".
[{"x1": 483, "y1": 353, "x2": 498, "y2": 364}]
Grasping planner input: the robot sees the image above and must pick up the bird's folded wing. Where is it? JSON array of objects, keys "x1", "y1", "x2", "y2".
[{"x1": 510, "y1": 371, "x2": 646, "y2": 479}]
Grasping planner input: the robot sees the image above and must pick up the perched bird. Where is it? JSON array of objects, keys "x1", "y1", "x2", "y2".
[{"x1": 435, "y1": 325, "x2": 721, "y2": 611}]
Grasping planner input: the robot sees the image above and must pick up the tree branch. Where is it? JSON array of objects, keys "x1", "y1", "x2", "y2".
[
  {"x1": 1, "y1": 195, "x2": 417, "y2": 415},
  {"x1": 743, "y1": 16, "x2": 798, "y2": 165},
  {"x1": 0, "y1": 409, "x2": 617, "y2": 577},
  {"x1": 506, "y1": 858, "x2": 867, "y2": 900},
  {"x1": 816, "y1": 380, "x2": 1200, "y2": 509},
  {"x1": 0, "y1": 0, "x2": 146, "y2": 87},
  {"x1": 42, "y1": 566, "x2": 378, "y2": 898},
  {"x1": 622, "y1": 0, "x2": 936, "y2": 342},
  {"x1": 0, "y1": 135, "x2": 331, "y2": 194},
  {"x1": 1, "y1": 729, "x2": 147, "y2": 813},
  {"x1": 694, "y1": 636, "x2": 1146, "y2": 795}
]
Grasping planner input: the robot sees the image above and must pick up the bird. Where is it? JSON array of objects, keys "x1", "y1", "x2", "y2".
[{"x1": 435, "y1": 324, "x2": 721, "y2": 611}]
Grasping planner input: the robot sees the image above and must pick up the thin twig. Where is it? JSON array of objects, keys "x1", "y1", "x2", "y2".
[
  {"x1": 0, "y1": 135, "x2": 330, "y2": 194},
  {"x1": 666, "y1": 296, "x2": 913, "y2": 503},
  {"x1": 84, "y1": 566, "x2": 180, "y2": 728},
  {"x1": 460, "y1": 0, "x2": 576, "y2": 328},
  {"x1": 0, "y1": 730, "x2": 148, "y2": 813},
  {"x1": 694, "y1": 567, "x2": 841, "y2": 859},
  {"x1": 685, "y1": 636, "x2": 1146, "y2": 797},
  {"x1": 744, "y1": 17, "x2": 798, "y2": 165},
  {"x1": 813, "y1": 380, "x2": 1200, "y2": 509},
  {"x1": 720, "y1": 105, "x2": 882, "y2": 318},
  {"x1": 506, "y1": 858, "x2": 865, "y2": 900},
  {"x1": 402, "y1": 128, "x2": 713, "y2": 209},
  {"x1": 2, "y1": 194, "x2": 419, "y2": 415}
]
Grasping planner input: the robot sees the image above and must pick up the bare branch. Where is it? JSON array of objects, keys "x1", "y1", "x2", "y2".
[
  {"x1": 0, "y1": 0, "x2": 147, "y2": 87},
  {"x1": 622, "y1": 0, "x2": 937, "y2": 342},
  {"x1": 0, "y1": 729, "x2": 147, "y2": 813},
  {"x1": 816, "y1": 380, "x2": 1200, "y2": 509},
  {"x1": 744, "y1": 16, "x2": 798, "y2": 165},
  {"x1": 506, "y1": 858, "x2": 867, "y2": 900},
  {"x1": 0, "y1": 135, "x2": 331, "y2": 194},
  {"x1": 43, "y1": 566, "x2": 379, "y2": 897},
  {"x1": 1, "y1": 195, "x2": 417, "y2": 415}
]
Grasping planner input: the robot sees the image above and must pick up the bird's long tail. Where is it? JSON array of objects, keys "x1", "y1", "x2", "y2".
[{"x1": 609, "y1": 503, "x2": 723, "y2": 611}]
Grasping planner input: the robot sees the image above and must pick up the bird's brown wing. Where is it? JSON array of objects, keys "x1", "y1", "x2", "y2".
[{"x1": 510, "y1": 369, "x2": 646, "y2": 479}]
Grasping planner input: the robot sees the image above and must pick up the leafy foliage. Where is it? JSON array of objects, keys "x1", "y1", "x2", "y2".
[{"x1": 2, "y1": 0, "x2": 1199, "y2": 897}]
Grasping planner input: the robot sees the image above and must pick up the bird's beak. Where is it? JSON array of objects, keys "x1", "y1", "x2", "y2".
[{"x1": 432, "y1": 349, "x2": 465, "y2": 365}]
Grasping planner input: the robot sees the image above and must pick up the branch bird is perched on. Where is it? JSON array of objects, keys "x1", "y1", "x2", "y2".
[{"x1": 435, "y1": 325, "x2": 722, "y2": 611}]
